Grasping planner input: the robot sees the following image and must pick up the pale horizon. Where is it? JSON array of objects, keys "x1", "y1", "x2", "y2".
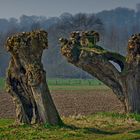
[{"x1": 0, "y1": 0, "x2": 139, "y2": 19}]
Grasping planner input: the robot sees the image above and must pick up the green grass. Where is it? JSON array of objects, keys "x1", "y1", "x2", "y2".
[
  {"x1": 0, "y1": 78, "x2": 108, "y2": 91},
  {"x1": 49, "y1": 85, "x2": 108, "y2": 91},
  {"x1": 1, "y1": 113, "x2": 140, "y2": 140},
  {"x1": 0, "y1": 77, "x2": 5, "y2": 91},
  {"x1": 47, "y1": 78, "x2": 108, "y2": 90},
  {"x1": 47, "y1": 78, "x2": 103, "y2": 86}
]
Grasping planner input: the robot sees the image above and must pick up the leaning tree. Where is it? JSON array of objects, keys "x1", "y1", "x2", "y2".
[
  {"x1": 59, "y1": 31, "x2": 140, "y2": 113},
  {"x1": 5, "y1": 30, "x2": 62, "y2": 125}
]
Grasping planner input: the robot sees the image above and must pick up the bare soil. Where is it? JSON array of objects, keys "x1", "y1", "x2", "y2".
[{"x1": 0, "y1": 89, "x2": 124, "y2": 118}]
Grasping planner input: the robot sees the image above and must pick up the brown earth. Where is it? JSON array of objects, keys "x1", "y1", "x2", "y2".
[{"x1": 0, "y1": 89, "x2": 124, "y2": 119}]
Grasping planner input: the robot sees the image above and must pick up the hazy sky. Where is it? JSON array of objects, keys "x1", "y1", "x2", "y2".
[{"x1": 0, "y1": 0, "x2": 139, "y2": 19}]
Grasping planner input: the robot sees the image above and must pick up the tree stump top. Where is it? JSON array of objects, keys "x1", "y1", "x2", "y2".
[
  {"x1": 127, "y1": 34, "x2": 140, "y2": 63},
  {"x1": 59, "y1": 31, "x2": 105, "y2": 63},
  {"x1": 6, "y1": 30, "x2": 49, "y2": 87},
  {"x1": 6, "y1": 30, "x2": 48, "y2": 53}
]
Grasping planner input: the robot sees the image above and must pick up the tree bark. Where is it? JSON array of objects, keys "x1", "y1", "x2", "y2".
[
  {"x1": 59, "y1": 31, "x2": 140, "y2": 113},
  {"x1": 6, "y1": 30, "x2": 62, "y2": 125}
]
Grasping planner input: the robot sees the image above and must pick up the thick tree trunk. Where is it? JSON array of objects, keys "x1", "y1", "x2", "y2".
[
  {"x1": 122, "y1": 54, "x2": 140, "y2": 113},
  {"x1": 59, "y1": 31, "x2": 140, "y2": 113},
  {"x1": 6, "y1": 30, "x2": 62, "y2": 125},
  {"x1": 124, "y1": 75, "x2": 140, "y2": 113}
]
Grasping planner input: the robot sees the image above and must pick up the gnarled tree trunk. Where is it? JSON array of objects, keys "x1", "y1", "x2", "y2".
[
  {"x1": 6, "y1": 30, "x2": 62, "y2": 125},
  {"x1": 59, "y1": 31, "x2": 140, "y2": 113}
]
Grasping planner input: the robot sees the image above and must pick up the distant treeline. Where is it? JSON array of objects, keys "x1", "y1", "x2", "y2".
[{"x1": 0, "y1": 5, "x2": 140, "y2": 78}]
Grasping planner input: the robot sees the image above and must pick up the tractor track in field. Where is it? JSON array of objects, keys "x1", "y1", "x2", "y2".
[{"x1": 0, "y1": 89, "x2": 124, "y2": 118}]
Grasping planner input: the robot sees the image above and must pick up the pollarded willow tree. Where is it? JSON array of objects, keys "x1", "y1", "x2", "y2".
[
  {"x1": 59, "y1": 31, "x2": 140, "y2": 113},
  {"x1": 6, "y1": 30, "x2": 62, "y2": 125}
]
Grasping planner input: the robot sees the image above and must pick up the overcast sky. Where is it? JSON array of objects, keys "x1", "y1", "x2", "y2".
[{"x1": 0, "y1": 0, "x2": 139, "y2": 19}]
